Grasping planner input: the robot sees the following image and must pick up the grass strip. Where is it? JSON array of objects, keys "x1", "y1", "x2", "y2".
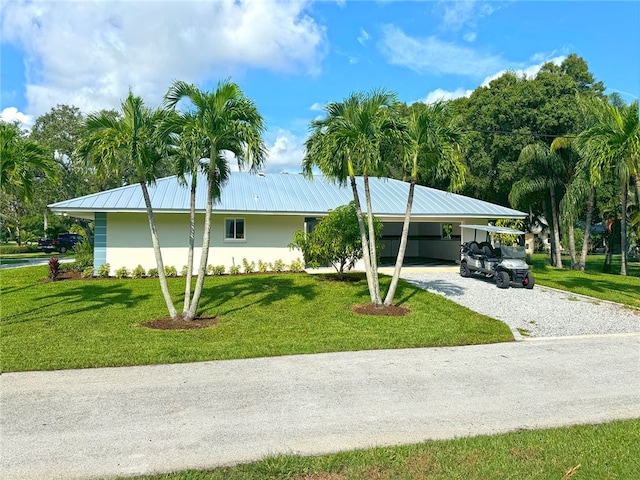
[
  {"x1": 124, "y1": 419, "x2": 640, "y2": 480},
  {"x1": 0, "y1": 266, "x2": 512, "y2": 372},
  {"x1": 530, "y1": 254, "x2": 640, "y2": 308}
]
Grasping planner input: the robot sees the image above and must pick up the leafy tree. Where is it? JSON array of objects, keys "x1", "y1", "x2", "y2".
[
  {"x1": 290, "y1": 202, "x2": 382, "y2": 279},
  {"x1": 303, "y1": 89, "x2": 399, "y2": 306},
  {"x1": 78, "y1": 92, "x2": 178, "y2": 317},
  {"x1": 164, "y1": 79, "x2": 266, "y2": 321},
  {"x1": 384, "y1": 101, "x2": 465, "y2": 306}
]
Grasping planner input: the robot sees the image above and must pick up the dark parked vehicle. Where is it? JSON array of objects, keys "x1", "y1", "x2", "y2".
[{"x1": 38, "y1": 233, "x2": 83, "y2": 253}]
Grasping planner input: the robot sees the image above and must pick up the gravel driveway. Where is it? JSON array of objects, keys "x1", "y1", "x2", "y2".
[{"x1": 401, "y1": 271, "x2": 640, "y2": 338}]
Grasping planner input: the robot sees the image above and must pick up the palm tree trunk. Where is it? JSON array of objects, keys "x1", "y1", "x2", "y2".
[
  {"x1": 183, "y1": 175, "x2": 197, "y2": 314},
  {"x1": 550, "y1": 188, "x2": 563, "y2": 268},
  {"x1": 363, "y1": 175, "x2": 381, "y2": 305},
  {"x1": 579, "y1": 187, "x2": 595, "y2": 271},
  {"x1": 620, "y1": 181, "x2": 628, "y2": 276},
  {"x1": 384, "y1": 175, "x2": 415, "y2": 306},
  {"x1": 568, "y1": 220, "x2": 577, "y2": 268},
  {"x1": 186, "y1": 170, "x2": 215, "y2": 320},
  {"x1": 140, "y1": 181, "x2": 177, "y2": 319},
  {"x1": 348, "y1": 174, "x2": 376, "y2": 303}
]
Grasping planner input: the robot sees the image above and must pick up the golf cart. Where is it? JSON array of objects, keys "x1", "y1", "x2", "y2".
[{"x1": 459, "y1": 225, "x2": 535, "y2": 289}]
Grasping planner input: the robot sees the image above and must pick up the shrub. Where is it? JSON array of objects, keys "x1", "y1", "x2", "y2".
[
  {"x1": 206, "y1": 264, "x2": 214, "y2": 275},
  {"x1": 115, "y1": 266, "x2": 130, "y2": 279},
  {"x1": 181, "y1": 265, "x2": 189, "y2": 277},
  {"x1": 0, "y1": 245, "x2": 39, "y2": 255},
  {"x1": 272, "y1": 259, "x2": 286, "y2": 273},
  {"x1": 257, "y1": 260, "x2": 269, "y2": 273},
  {"x1": 131, "y1": 265, "x2": 146, "y2": 279},
  {"x1": 229, "y1": 265, "x2": 241, "y2": 275},
  {"x1": 212, "y1": 265, "x2": 225, "y2": 276},
  {"x1": 147, "y1": 268, "x2": 159, "y2": 278},
  {"x1": 289, "y1": 258, "x2": 305, "y2": 273},
  {"x1": 48, "y1": 257, "x2": 61, "y2": 280},
  {"x1": 81, "y1": 267, "x2": 94, "y2": 279},
  {"x1": 289, "y1": 201, "x2": 382, "y2": 279},
  {"x1": 97, "y1": 263, "x2": 110, "y2": 278},
  {"x1": 164, "y1": 265, "x2": 177, "y2": 277},
  {"x1": 242, "y1": 258, "x2": 255, "y2": 274}
]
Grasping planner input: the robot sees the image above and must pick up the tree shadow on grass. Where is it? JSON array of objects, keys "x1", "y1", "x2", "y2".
[
  {"x1": 546, "y1": 275, "x2": 640, "y2": 307},
  {"x1": 23, "y1": 283, "x2": 152, "y2": 322},
  {"x1": 196, "y1": 274, "x2": 318, "y2": 317}
]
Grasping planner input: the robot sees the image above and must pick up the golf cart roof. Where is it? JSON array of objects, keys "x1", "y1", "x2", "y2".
[{"x1": 461, "y1": 224, "x2": 525, "y2": 235}]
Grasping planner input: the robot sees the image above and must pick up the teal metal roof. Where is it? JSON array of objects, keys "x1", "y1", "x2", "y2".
[{"x1": 48, "y1": 172, "x2": 525, "y2": 219}]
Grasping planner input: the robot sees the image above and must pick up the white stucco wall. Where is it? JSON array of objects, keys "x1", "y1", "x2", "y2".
[{"x1": 105, "y1": 213, "x2": 305, "y2": 273}]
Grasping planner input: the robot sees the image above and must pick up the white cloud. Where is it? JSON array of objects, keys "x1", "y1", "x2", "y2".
[
  {"x1": 357, "y1": 28, "x2": 370, "y2": 46},
  {"x1": 0, "y1": 107, "x2": 33, "y2": 127},
  {"x1": 438, "y1": 0, "x2": 496, "y2": 31},
  {"x1": 263, "y1": 129, "x2": 305, "y2": 173},
  {"x1": 1, "y1": 0, "x2": 326, "y2": 118},
  {"x1": 379, "y1": 24, "x2": 504, "y2": 77},
  {"x1": 309, "y1": 102, "x2": 324, "y2": 111},
  {"x1": 422, "y1": 88, "x2": 473, "y2": 105},
  {"x1": 480, "y1": 55, "x2": 566, "y2": 87},
  {"x1": 463, "y1": 32, "x2": 477, "y2": 43}
]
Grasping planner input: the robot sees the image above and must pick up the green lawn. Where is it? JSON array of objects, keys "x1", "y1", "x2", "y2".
[
  {"x1": 125, "y1": 419, "x2": 640, "y2": 480},
  {"x1": 0, "y1": 266, "x2": 512, "y2": 372},
  {"x1": 530, "y1": 254, "x2": 640, "y2": 308}
]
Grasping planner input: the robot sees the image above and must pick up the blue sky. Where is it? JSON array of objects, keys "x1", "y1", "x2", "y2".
[{"x1": 1, "y1": 0, "x2": 639, "y2": 172}]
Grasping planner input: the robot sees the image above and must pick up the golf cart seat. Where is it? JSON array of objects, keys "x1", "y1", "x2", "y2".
[{"x1": 481, "y1": 245, "x2": 499, "y2": 260}]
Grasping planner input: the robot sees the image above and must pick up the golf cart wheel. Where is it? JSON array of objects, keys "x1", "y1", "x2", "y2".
[
  {"x1": 496, "y1": 271, "x2": 510, "y2": 289},
  {"x1": 460, "y1": 262, "x2": 471, "y2": 277},
  {"x1": 523, "y1": 272, "x2": 535, "y2": 289},
  {"x1": 59, "y1": 246, "x2": 67, "y2": 253}
]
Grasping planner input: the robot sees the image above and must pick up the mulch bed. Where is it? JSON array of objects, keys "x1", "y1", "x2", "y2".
[
  {"x1": 352, "y1": 303, "x2": 410, "y2": 316},
  {"x1": 142, "y1": 316, "x2": 219, "y2": 330}
]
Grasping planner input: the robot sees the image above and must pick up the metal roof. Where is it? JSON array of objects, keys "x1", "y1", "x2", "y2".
[{"x1": 48, "y1": 172, "x2": 526, "y2": 219}]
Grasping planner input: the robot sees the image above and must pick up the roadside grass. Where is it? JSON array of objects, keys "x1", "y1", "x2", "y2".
[
  {"x1": 125, "y1": 419, "x2": 640, "y2": 480},
  {"x1": 0, "y1": 266, "x2": 512, "y2": 372},
  {"x1": 530, "y1": 254, "x2": 640, "y2": 309},
  {"x1": 0, "y1": 251, "x2": 72, "y2": 260},
  {"x1": 0, "y1": 258, "x2": 29, "y2": 265}
]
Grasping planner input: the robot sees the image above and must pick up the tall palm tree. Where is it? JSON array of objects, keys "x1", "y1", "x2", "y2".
[
  {"x1": 162, "y1": 114, "x2": 210, "y2": 314},
  {"x1": 575, "y1": 98, "x2": 640, "y2": 276},
  {"x1": 164, "y1": 79, "x2": 266, "y2": 321},
  {"x1": 383, "y1": 102, "x2": 465, "y2": 306},
  {"x1": 0, "y1": 122, "x2": 57, "y2": 203},
  {"x1": 510, "y1": 143, "x2": 565, "y2": 268},
  {"x1": 303, "y1": 90, "x2": 399, "y2": 305},
  {"x1": 78, "y1": 92, "x2": 178, "y2": 318}
]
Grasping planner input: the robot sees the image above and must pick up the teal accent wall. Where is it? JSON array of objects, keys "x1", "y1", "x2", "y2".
[{"x1": 94, "y1": 212, "x2": 107, "y2": 275}]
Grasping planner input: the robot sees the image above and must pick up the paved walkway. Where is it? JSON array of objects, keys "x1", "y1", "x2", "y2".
[{"x1": 2, "y1": 334, "x2": 639, "y2": 479}]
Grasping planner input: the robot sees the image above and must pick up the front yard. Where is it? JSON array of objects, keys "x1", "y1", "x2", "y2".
[{"x1": 0, "y1": 266, "x2": 512, "y2": 372}]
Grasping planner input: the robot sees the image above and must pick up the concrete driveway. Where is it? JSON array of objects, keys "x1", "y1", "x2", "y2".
[{"x1": 2, "y1": 334, "x2": 639, "y2": 479}]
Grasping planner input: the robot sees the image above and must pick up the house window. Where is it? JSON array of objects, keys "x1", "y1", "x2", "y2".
[{"x1": 225, "y1": 218, "x2": 245, "y2": 240}]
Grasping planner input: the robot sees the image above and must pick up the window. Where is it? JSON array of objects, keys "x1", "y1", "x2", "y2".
[
  {"x1": 441, "y1": 223, "x2": 453, "y2": 240},
  {"x1": 225, "y1": 218, "x2": 245, "y2": 240}
]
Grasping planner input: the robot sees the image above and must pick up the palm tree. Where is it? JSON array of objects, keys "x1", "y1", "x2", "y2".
[
  {"x1": 163, "y1": 114, "x2": 210, "y2": 314},
  {"x1": 383, "y1": 102, "x2": 465, "y2": 306},
  {"x1": 164, "y1": 79, "x2": 266, "y2": 321},
  {"x1": 510, "y1": 143, "x2": 565, "y2": 268},
  {"x1": 575, "y1": 98, "x2": 640, "y2": 276},
  {"x1": 303, "y1": 90, "x2": 399, "y2": 305},
  {"x1": 78, "y1": 92, "x2": 178, "y2": 318},
  {"x1": 0, "y1": 122, "x2": 57, "y2": 203}
]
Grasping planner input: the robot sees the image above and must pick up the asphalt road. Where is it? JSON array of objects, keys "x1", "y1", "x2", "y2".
[{"x1": 2, "y1": 334, "x2": 639, "y2": 480}]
